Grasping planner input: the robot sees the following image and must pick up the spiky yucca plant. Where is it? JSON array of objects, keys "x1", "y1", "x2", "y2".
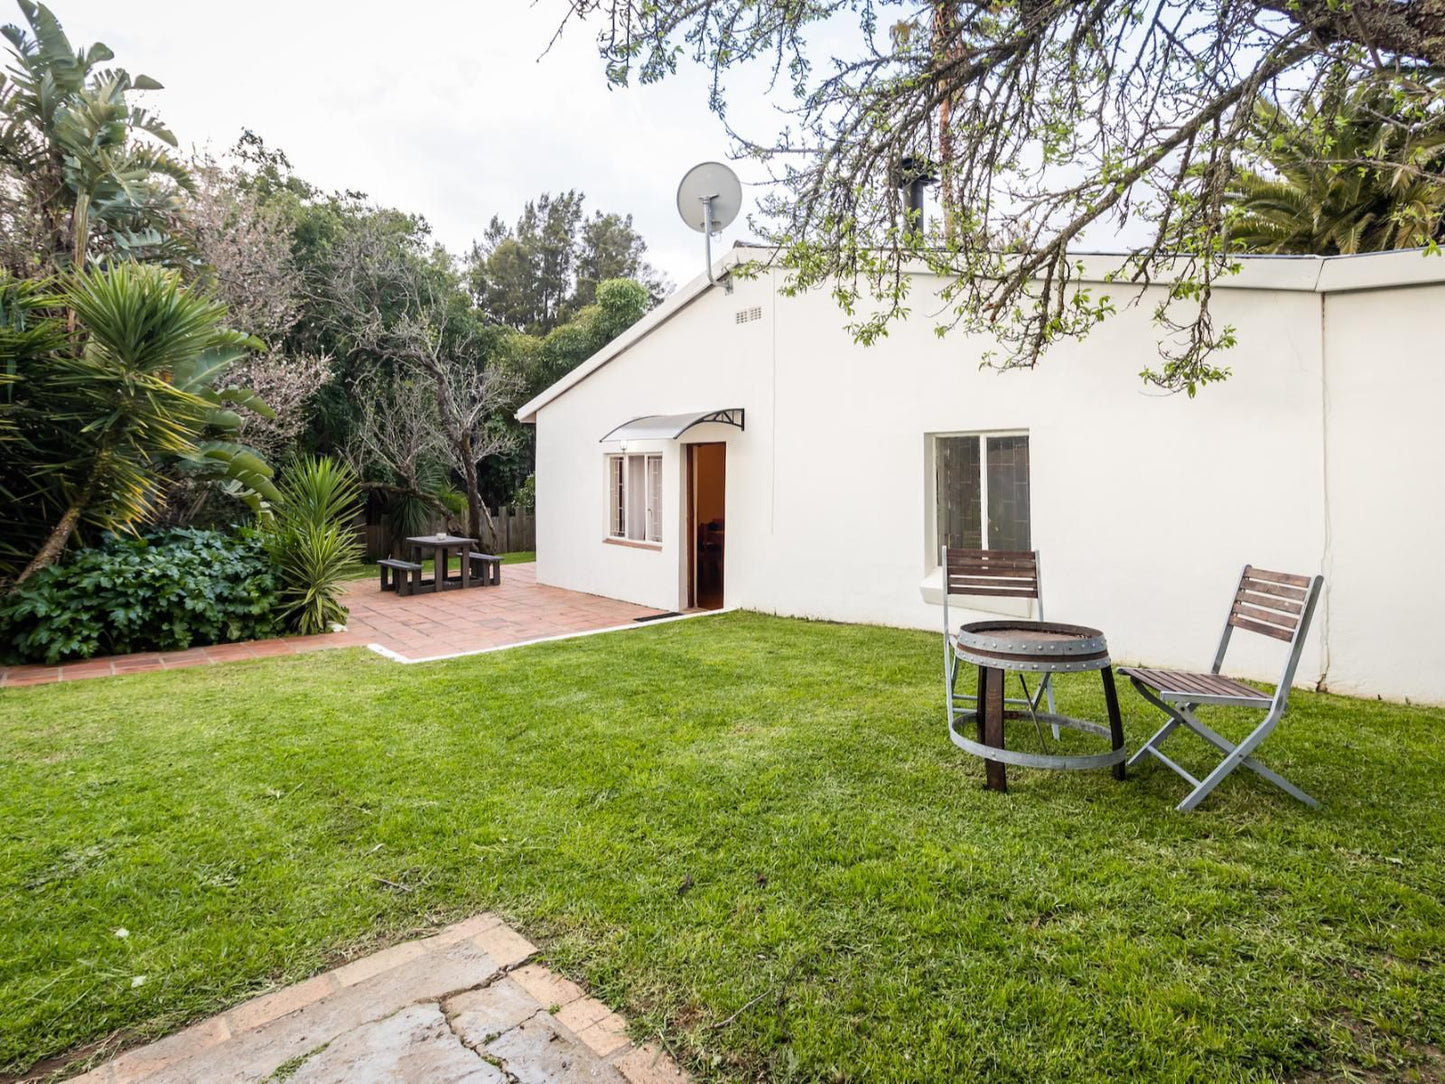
[
  {"x1": 4, "y1": 263, "x2": 276, "y2": 584},
  {"x1": 268, "y1": 455, "x2": 361, "y2": 635}
]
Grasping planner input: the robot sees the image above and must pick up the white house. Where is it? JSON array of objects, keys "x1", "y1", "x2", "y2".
[{"x1": 516, "y1": 246, "x2": 1445, "y2": 705}]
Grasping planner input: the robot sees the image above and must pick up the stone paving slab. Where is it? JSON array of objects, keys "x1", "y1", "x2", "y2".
[
  {"x1": 69, "y1": 914, "x2": 690, "y2": 1084},
  {"x1": 485, "y1": 1014, "x2": 626, "y2": 1084},
  {"x1": 289, "y1": 1003, "x2": 504, "y2": 1084}
]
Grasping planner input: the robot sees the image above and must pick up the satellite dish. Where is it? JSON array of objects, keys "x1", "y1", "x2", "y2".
[
  {"x1": 676, "y1": 161, "x2": 742, "y2": 234},
  {"x1": 676, "y1": 161, "x2": 742, "y2": 287}
]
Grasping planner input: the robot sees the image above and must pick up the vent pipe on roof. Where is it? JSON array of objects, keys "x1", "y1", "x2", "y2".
[{"x1": 896, "y1": 156, "x2": 937, "y2": 242}]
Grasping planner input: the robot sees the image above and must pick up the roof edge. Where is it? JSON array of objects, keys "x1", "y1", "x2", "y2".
[
  {"x1": 516, "y1": 246, "x2": 1445, "y2": 423},
  {"x1": 515, "y1": 248, "x2": 746, "y2": 424}
]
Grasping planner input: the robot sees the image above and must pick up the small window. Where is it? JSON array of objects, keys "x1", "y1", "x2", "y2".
[
  {"x1": 934, "y1": 433, "x2": 1030, "y2": 554},
  {"x1": 607, "y1": 453, "x2": 663, "y2": 543}
]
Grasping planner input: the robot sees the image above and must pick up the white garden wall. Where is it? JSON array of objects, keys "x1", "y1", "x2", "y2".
[{"x1": 525, "y1": 249, "x2": 1445, "y2": 704}]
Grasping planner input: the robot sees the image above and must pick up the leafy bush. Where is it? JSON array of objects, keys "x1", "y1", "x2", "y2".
[
  {"x1": 0, "y1": 529, "x2": 282, "y2": 664},
  {"x1": 515, "y1": 474, "x2": 536, "y2": 512},
  {"x1": 267, "y1": 456, "x2": 362, "y2": 635}
]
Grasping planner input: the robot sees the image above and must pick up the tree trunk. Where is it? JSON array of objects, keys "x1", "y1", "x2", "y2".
[
  {"x1": 456, "y1": 436, "x2": 502, "y2": 551},
  {"x1": 459, "y1": 435, "x2": 485, "y2": 547},
  {"x1": 933, "y1": 1, "x2": 957, "y2": 239},
  {"x1": 15, "y1": 503, "x2": 83, "y2": 585},
  {"x1": 14, "y1": 454, "x2": 104, "y2": 587},
  {"x1": 72, "y1": 192, "x2": 90, "y2": 270}
]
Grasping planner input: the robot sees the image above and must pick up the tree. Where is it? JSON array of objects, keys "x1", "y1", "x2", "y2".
[
  {"x1": 1227, "y1": 76, "x2": 1445, "y2": 254},
  {"x1": 344, "y1": 368, "x2": 462, "y2": 549},
  {"x1": 1, "y1": 263, "x2": 276, "y2": 584},
  {"x1": 575, "y1": 210, "x2": 669, "y2": 308},
  {"x1": 186, "y1": 155, "x2": 333, "y2": 459},
  {"x1": 330, "y1": 220, "x2": 521, "y2": 549},
  {"x1": 0, "y1": 1, "x2": 192, "y2": 272},
  {"x1": 476, "y1": 277, "x2": 652, "y2": 506},
  {"x1": 468, "y1": 190, "x2": 584, "y2": 333},
  {"x1": 467, "y1": 190, "x2": 666, "y2": 333},
  {"x1": 558, "y1": 0, "x2": 1445, "y2": 394}
]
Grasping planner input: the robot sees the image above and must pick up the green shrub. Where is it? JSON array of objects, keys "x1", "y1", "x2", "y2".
[
  {"x1": 0, "y1": 529, "x2": 282, "y2": 664},
  {"x1": 515, "y1": 474, "x2": 536, "y2": 512},
  {"x1": 267, "y1": 456, "x2": 363, "y2": 635}
]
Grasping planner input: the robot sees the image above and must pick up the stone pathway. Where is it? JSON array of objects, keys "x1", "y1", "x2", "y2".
[
  {"x1": 72, "y1": 914, "x2": 689, "y2": 1084},
  {"x1": 1, "y1": 564, "x2": 670, "y2": 688}
]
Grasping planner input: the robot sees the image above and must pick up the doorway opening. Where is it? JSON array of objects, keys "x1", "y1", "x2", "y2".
[{"x1": 687, "y1": 443, "x2": 726, "y2": 610}]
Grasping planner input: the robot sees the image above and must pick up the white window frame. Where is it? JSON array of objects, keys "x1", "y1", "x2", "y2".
[
  {"x1": 929, "y1": 429, "x2": 1030, "y2": 563},
  {"x1": 606, "y1": 452, "x2": 663, "y2": 544}
]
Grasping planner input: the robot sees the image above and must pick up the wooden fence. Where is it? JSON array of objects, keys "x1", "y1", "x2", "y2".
[
  {"x1": 491, "y1": 505, "x2": 536, "y2": 553},
  {"x1": 355, "y1": 506, "x2": 534, "y2": 562}
]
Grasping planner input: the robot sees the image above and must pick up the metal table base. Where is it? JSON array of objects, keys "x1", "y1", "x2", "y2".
[{"x1": 949, "y1": 621, "x2": 1128, "y2": 792}]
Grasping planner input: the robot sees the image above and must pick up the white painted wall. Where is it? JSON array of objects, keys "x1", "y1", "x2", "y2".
[
  {"x1": 533, "y1": 283, "x2": 776, "y2": 613},
  {"x1": 1319, "y1": 282, "x2": 1445, "y2": 702},
  {"x1": 529, "y1": 250, "x2": 1445, "y2": 704}
]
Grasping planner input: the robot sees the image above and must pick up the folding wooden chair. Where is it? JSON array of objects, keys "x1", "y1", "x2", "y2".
[
  {"x1": 1120, "y1": 565, "x2": 1324, "y2": 812},
  {"x1": 942, "y1": 547, "x2": 1055, "y2": 732}
]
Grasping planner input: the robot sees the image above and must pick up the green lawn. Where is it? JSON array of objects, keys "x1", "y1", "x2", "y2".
[{"x1": 1, "y1": 613, "x2": 1441, "y2": 1081}]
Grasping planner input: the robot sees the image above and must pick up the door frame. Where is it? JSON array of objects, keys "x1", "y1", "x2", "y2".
[{"x1": 686, "y1": 442, "x2": 726, "y2": 609}]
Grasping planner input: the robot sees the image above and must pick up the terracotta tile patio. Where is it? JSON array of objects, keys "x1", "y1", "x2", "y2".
[{"x1": 0, "y1": 563, "x2": 670, "y2": 688}]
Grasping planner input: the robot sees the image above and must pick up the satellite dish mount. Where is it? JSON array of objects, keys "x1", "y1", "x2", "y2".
[{"x1": 676, "y1": 161, "x2": 742, "y2": 292}]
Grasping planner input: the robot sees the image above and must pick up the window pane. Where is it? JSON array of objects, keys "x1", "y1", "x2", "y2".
[
  {"x1": 936, "y1": 436, "x2": 982, "y2": 552},
  {"x1": 646, "y1": 455, "x2": 662, "y2": 542},
  {"x1": 627, "y1": 455, "x2": 647, "y2": 541},
  {"x1": 610, "y1": 457, "x2": 624, "y2": 537},
  {"x1": 986, "y1": 435, "x2": 1031, "y2": 551}
]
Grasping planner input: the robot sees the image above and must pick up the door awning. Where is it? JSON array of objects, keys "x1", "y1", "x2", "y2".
[{"x1": 599, "y1": 408, "x2": 744, "y2": 443}]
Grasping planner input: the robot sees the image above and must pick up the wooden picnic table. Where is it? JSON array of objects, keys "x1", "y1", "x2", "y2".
[{"x1": 405, "y1": 534, "x2": 479, "y2": 593}]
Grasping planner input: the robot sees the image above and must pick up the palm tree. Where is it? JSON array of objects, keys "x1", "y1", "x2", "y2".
[
  {"x1": 1226, "y1": 77, "x2": 1445, "y2": 255},
  {"x1": 4, "y1": 263, "x2": 278, "y2": 584},
  {"x1": 0, "y1": 1, "x2": 192, "y2": 272}
]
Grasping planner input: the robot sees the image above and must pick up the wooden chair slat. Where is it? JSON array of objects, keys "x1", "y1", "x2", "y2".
[
  {"x1": 1229, "y1": 614, "x2": 1297, "y2": 642},
  {"x1": 1236, "y1": 589, "x2": 1303, "y2": 615},
  {"x1": 1164, "y1": 671, "x2": 1216, "y2": 696},
  {"x1": 1232, "y1": 601, "x2": 1300, "y2": 630},
  {"x1": 945, "y1": 586, "x2": 1040, "y2": 599},
  {"x1": 944, "y1": 547, "x2": 1040, "y2": 601},
  {"x1": 1243, "y1": 566, "x2": 1314, "y2": 588},
  {"x1": 1239, "y1": 577, "x2": 1309, "y2": 602},
  {"x1": 947, "y1": 574, "x2": 1037, "y2": 588},
  {"x1": 948, "y1": 560, "x2": 1038, "y2": 574},
  {"x1": 1121, "y1": 667, "x2": 1271, "y2": 702}
]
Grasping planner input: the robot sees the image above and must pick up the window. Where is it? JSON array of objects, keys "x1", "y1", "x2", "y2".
[
  {"x1": 934, "y1": 433, "x2": 1030, "y2": 554},
  {"x1": 608, "y1": 453, "x2": 663, "y2": 543}
]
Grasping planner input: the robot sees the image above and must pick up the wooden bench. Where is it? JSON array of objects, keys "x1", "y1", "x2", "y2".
[
  {"x1": 466, "y1": 551, "x2": 502, "y2": 586},
  {"x1": 378, "y1": 558, "x2": 423, "y2": 597}
]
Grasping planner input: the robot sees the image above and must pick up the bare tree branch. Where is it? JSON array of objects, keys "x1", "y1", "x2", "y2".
[
  {"x1": 328, "y1": 223, "x2": 522, "y2": 547},
  {"x1": 559, "y1": 0, "x2": 1445, "y2": 393}
]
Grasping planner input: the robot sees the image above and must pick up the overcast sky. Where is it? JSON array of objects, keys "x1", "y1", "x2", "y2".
[{"x1": 48, "y1": 0, "x2": 785, "y2": 291}]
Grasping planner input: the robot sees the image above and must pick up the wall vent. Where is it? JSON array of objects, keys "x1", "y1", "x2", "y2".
[{"x1": 735, "y1": 306, "x2": 763, "y2": 325}]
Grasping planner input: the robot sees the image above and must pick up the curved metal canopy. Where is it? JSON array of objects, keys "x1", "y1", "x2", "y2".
[{"x1": 600, "y1": 408, "x2": 745, "y2": 443}]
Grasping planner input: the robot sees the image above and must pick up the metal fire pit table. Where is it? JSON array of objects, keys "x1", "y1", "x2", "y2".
[{"x1": 950, "y1": 620, "x2": 1127, "y2": 792}]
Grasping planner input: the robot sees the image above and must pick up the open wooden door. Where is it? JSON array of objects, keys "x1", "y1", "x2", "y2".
[{"x1": 687, "y1": 443, "x2": 726, "y2": 609}]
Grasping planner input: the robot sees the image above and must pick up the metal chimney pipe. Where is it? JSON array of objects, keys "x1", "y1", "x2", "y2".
[{"x1": 897, "y1": 156, "x2": 937, "y2": 241}]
